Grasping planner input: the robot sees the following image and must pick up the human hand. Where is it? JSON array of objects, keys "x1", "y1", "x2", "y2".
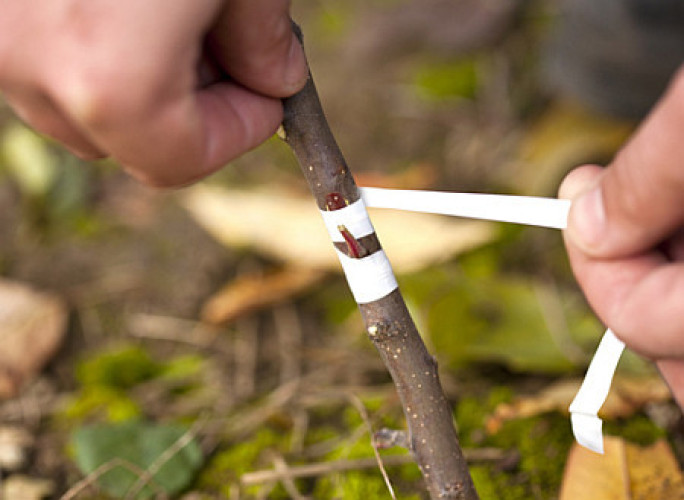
[
  {"x1": 0, "y1": 0, "x2": 307, "y2": 187},
  {"x1": 559, "y1": 66, "x2": 684, "y2": 407}
]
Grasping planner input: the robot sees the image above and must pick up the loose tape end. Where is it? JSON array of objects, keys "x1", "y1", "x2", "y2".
[
  {"x1": 568, "y1": 329, "x2": 625, "y2": 453},
  {"x1": 570, "y1": 412, "x2": 604, "y2": 454}
]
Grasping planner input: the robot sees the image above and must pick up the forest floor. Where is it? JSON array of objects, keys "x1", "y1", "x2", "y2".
[{"x1": 1, "y1": 1, "x2": 683, "y2": 499}]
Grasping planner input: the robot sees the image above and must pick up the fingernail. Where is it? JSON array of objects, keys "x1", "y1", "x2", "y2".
[
  {"x1": 569, "y1": 186, "x2": 606, "y2": 251},
  {"x1": 284, "y1": 34, "x2": 308, "y2": 92}
]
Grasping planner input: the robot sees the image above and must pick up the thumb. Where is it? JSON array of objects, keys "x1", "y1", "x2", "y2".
[
  {"x1": 561, "y1": 67, "x2": 684, "y2": 258},
  {"x1": 210, "y1": 0, "x2": 307, "y2": 98}
]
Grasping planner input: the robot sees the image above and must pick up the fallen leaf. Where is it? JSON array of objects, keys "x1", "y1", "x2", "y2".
[
  {"x1": 510, "y1": 101, "x2": 634, "y2": 196},
  {"x1": 560, "y1": 438, "x2": 684, "y2": 499},
  {"x1": 201, "y1": 267, "x2": 325, "y2": 325},
  {"x1": 423, "y1": 272, "x2": 602, "y2": 374},
  {"x1": 603, "y1": 376, "x2": 673, "y2": 418},
  {"x1": 72, "y1": 421, "x2": 203, "y2": 500},
  {"x1": 0, "y1": 279, "x2": 68, "y2": 399},
  {"x1": 181, "y1": 185, "x2": 496, "y2": 274},
  {"x1": 560, "y1": 437, "x2": 630, "y2": 500},
  {"x1": 487, "y1": 380, "x2": 582, "y2": 434},
  {"x1": 627, "y1": 439, "x2": 684, "y2": 498},
  {"x1": 487, "y1": 375, "x2": 671, "y2": 433}
]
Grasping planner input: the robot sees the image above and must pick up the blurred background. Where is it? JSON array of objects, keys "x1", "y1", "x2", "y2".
[{"x1": 1, "y1": 1, "x2": 683, "y2": 498}]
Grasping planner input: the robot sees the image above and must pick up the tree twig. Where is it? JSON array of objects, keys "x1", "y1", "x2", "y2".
[
  {"x1": 241, "y1": 455, "x2": 414, "y2": 487},
  {"x1": 60, "y1": 458, "x2": 167, "y2": 500},
  {"x1": 240, "y1": 448, "x2": 509, "y2": 487},
  {"x1": 347, "y1": 393, "x2": 397, "y2": 499},
  {"x1": 281, "y1": 23, "x2": 478, "y2": 499}
]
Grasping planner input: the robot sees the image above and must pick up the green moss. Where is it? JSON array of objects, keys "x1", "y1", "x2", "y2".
[
  {"x1": 197, "y1": 428, "x2": 287, "y2": 497},
  {"x1": 604, "y1": 414, "x2": 666, "y2": 446},
  {"x1": 298, "y1": 399, "x2": 423, "y2": 498},
  {"x1": 326, "y1": 429, "x2": 376, "y2": 461},
  {"x1": 158, "y1": 354, "x2": 207, "y2": 396},
  {"x1": 493, "y1": 414, "x2": 573, "y2": 492},
  {"x1": 470, "y1": 465, "x2": 528, "y2": 500},
  {"x1": 303, "y1": 426, "x2": 339, "y2": 449},
  {"x1": 455, "y1": 388, "x2": 573, "y2": 499},
  {"x1": 315, "y1": 472, "x2": 376, "y2": 499},
  {"x1": 455, "y1": 386, "x2": 513, "y2": 447},
  {"x1": 462, "y1": 413, "x2": 573, "y2": 499},
  {"x1": 76, "y1": 345, "x2": 162, "y2": 390},
  {"x1": 160, "y1": 354, "x2": 205, "y2": 380},
  {"x1": 413, "y1": 58, "x2": 480, "y2": 101},
  {"x1": 62, "y1": 386, "x2": 141, "y2": 423},
  {"x1": 60, "y1": 346, "x2": 213, "y2": 427},
  {"x1": 314, "y1": 471, "x2": 421, "y2": 500}
]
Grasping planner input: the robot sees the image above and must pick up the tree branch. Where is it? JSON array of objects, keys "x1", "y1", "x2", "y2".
[{"x1": 281, "y1": 24, "x2": 478, "y2": 500}]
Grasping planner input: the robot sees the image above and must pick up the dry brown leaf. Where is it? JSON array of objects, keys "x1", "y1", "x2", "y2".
[
  {"x1": 201, "y1": 267, "x2": 325, "y2": 325},
  {"x1": 181, "y1": 185, "x2": 495, "y2": 273},
  {"x1": 0, "y1": 279, "x2": 68, "y2": 399},
  {"x1": 627, "y1": 439, "x2": 684, "y2": 498},
  {"x1": 560, "y1": 437, "x2": 630, "y2": 500},
  {"x1": 603, "y1": 376, "x2": 673, "y2": 419},
  {"x1": 560, "y1": 438, "x2": 684, "y2": 500},
  {"x1": 487, "y1": 379, "x2": 581, "y2": 434},
  {"x1": 510, "y1": 101, "x2": 634, "y2": 196},
  {"x1": 487, "y1": 375, "x2": 671, "y2": 433}
]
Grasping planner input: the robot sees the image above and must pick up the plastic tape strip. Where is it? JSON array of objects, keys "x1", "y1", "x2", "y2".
[
  {"x1": 335, "y1": 249, "x2": 397, "y2": 304},
  {"x1": 569, "y1": 330, "x2": 626, "y2": 453},
  {"x1": 320, "y1": 198, "x2": 375, "y2": 242},
  {"x1": 361, "y1": 186, "x2": 572, "y2": 229},
  {"x1": 320, "y1": 198, "x2": 398, "y2": 304},
  {"x1": 360, "y1": 186, "x2": 626, "y2": 453}
]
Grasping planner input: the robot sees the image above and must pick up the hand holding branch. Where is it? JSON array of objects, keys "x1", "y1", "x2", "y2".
[{"x1": 0, "y1": 0, "x2": 307, "y2": 187}]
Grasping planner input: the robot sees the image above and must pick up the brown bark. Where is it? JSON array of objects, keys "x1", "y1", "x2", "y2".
[{"x1": 281, "y1": 25, "x2": 478, "y2": 500}]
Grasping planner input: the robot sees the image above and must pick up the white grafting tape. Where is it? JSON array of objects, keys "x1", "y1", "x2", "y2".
[
  {"x1": 569, "y1": 329, "x2": 625, "y2": 453},
  {"x1": 320, "y1": 198, "x2": 375, "y2": 242},
  {"x1": 360, "y1": 186, "x2": 628, "y2": 453},
  {"x1": 570, "y1": 413, "x2": 604, "y2": 453},
  {"x1": 319, "y1": 198, "x2": 398, "y2": 304},
  {"x1": 336, "y1": 249, "x2": 398, "y2": 304},
  {"x1": 361, "y1": 186, "x2": 572, "y2": 229}
]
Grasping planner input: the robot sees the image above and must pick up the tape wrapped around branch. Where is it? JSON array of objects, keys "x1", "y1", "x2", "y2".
[{"x1": 320, "y1": 198, "x2": 398, "y2": 304}]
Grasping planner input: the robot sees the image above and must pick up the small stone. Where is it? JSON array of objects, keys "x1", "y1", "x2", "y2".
[{"x1": 0, "y1": 426, "x2": 34, "y2": 471}]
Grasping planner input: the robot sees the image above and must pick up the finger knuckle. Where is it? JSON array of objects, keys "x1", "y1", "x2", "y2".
[{"x1": 56, "y1": 62, "x2": 151, "y2": 130}]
